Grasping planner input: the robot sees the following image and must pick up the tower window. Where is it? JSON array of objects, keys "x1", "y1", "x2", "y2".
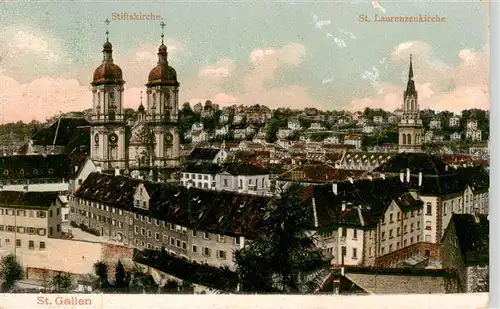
[
  {"x1": 407, "y1": 134, "x2": 412, "y2": 145},
  {"x1": 402, "y1": 134, "x2": 406, "y2": 145}
]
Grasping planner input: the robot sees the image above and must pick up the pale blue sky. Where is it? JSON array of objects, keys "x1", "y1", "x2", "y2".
[{"x1": 0, "y1": 1, "x2": 489, "y2": 122}]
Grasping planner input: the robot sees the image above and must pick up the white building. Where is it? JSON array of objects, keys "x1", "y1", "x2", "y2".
[
  {"x1": 185, "y1": 148, "x2": 228, "y2": 164},
  {"x1": 309, "y1": 123, "x2": 325, "y2": 131},
  {"x1": 449, "y1": 116, "x2": 460, "y2": 128},
  {"x1": 277, "y1": 128, "x2": 293, "y2": 139},
  {"x1": 450, "y1": 132, "x2": 462, "y2": 141},
  {"x1": 215, "y1": 125, "x2": 230, "y2": 137},
  {"x1": 466, "y1": 130, "x2": 482, "y2": 142},
  {"x1": 344, "y1": 134, "x2": 363, "y2": 149},
  {"x1": 287, "y1": 119, "x2": 301, "y2": 131},
  {"x1": 373, "y1": 115, "x2": 384, "y2": 124},
  {"x1": 430, "y1": 119, "x2": 442, "y2": 130},
  {"x1": 466, "y1": 120, "x2": 478, "y2": 131},
  {"x1": 363, "y1": 126, "x2": 375, "y2": 134}
]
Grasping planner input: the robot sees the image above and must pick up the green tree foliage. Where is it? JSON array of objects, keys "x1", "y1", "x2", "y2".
[
  {"x1": 52, "y1": 273, "x2": 72, "y2": 292},
  {"x1": 178, "y1": 102, "x2": 201, "y2": 144},
  {"x1": 114, "y1": 260, "x2": 129, "y2": 289},
  {"x1": 265, "y1": 118, "x2": 287, "y2": 143},
  {"x1": 93, "y1": 261, "x2": 109, "y2": 288},
  {"x1": 0, "y1": 254, "x2": 23, "y2": 291},
  {"x1": 235, "y1": 184, "x2": 328, "y2": 293}
]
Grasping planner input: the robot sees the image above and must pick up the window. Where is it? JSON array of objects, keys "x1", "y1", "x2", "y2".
[
  {"x1": 135, "y1": 226, "x2": 139, "y2": 234},
  {"x1": 397, "y1": 242, "x2": 400, "y2": 249},
  {"x1": 217, "y1": 235, "x2": 225, "y2": 242},
  {"x1": 425, "y1": 249, "x2": 431, "y2": 257},
  {"x1": 425, "y1": 221, "x2": 432, "y2": 230},
  {"x1": 141, "y1": 228, "x2": 145, "y2": 235},
  {"x1": 192, "y1": 230, "x2": 197, "y2": 237},
  {"x1": 203, "y1": 247, "x2": 211, "y2": 256},
  {"x1": 404, "y1": 225, "x2": 407, "y2": 233},
  {"x1": 170, "y1": 238, "x2": 175, "y2": 246},
  {"x1": 410, "y1": 237, "x2": 414, "y2": 244},
  {"x1": 223, "y1": 179, "x2": 228, "y2": 187},
  {"x1": 192, "y1": 245, "x2": 198, "y2": 253},
  {"x1": 49, "y1": 210, "x2": 53, "y2": 217},
  {"x1": 397, "y1": 227, "x2": 400, "y2": 236},
  {"x1": 182, "y1": 242, "x2": 187, "y2": 250},
  {"x1": 381, "y1": 247, "x2": 385, "y2": 255},
  {"x1": 410, "y1": 223, "x2": 414, "y2": 232},
  {"x1": 16, "y1": 239, "x2": 21, "y2": 247},
  {"x1": 381, "y1": 232, "x2": 385, "y2": 240},
  {"x1": 417, "y1": 221, "x2": 420, "y2": 229},
  {"x1": 341, "y1": 228, "x2": 347, "y2": 238},
  {"x1": 147, "y1": 230, "x2": 152, "y2": 238},
  {"x1": 403, "y1": 239, "x2": 407, "y2": 246},
  {"x1": 417, "y1": 235, "x2": 420, "y2": 242},
  {"x1": 49, "y1": 227, "x2": 53, "y2": 236},
  {"x1": 389, "y1": 229, "x2": 393, "y2": 238},
  {"x1": 217, "y1": 250, "x2": 227, "y2": 260},
  {"x1": 425, "y1": 235, "x2": 431, "y2": 242},
  {"x1": 38, "y1": 228, "x2": 46, "y2": 236},
  {"x1": 389, "y1": 244, "x2": 393, "y2": 252},
  {"x1": 29, "y1": 240, "x2": 34, "y2": 249},
  {"x1": 203, "y1": 232, "x2": 210, "y2": 240},
  {"x1": 169, "y1": 223, "x2": 175, "y2": 231},
  {"x1": 40, "y1": 241, "x2": 45, "y2": 249},
  {"x1": 148, "y1": 217, "x2": 152, "y2": 224},
  {"x1": 234, "y1": 237, "x2": 241, "y2": 245},
  {"x1": 389, "y1": 213, "x2": 393, "y2": 222},
  {"x1": 353, "y1": 230, "x2": 357, "y2": 239},
  {"x1": 352, "y1": 248, "x2": 357, "y2": 259},
  {"x1": 341, "y1": 246, "x2": 346, "y2": 257},
  {"x1": 141, "y1": 241, "x2": 145, "y2": 247},
  {"x1": 155, "y1": 232, "x2": 160, "y2": 241},
  {"x1": 176, "y1": 239, "x2": 181, "y2": 247},
  {"x1": 57, "y1": 225, "x2": 61, "y2": 232},
  {"x1": 426, "y1": 203, "x2": 432, "y2": 215},
  {"x1": 368, "y1": 247, "x2": 372, "y2": 256},
  {"x1": 28, "y1": 227, "x2": 36, "y2": 235}
]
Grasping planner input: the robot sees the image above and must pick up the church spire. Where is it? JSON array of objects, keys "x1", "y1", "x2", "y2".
[
  {"x1": 157, "y1": 21, "x2": 168, "y2": 65},
  {"x1": 102, "y1": 18, "x2": 113, "y2": 63},
  {"x1": 404, "y1": 54, "x2": 417, "y2": 100}
]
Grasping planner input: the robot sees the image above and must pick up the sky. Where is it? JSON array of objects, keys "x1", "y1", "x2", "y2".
[{"x1": 0, "y1": 0, "x2": 489, "y2": 124}]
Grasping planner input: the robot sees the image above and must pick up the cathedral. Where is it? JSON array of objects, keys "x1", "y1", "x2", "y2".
[
  {"x1": 89, "y1": 20, "x2": 180, "y2": 177},
  {"x1": 398, "y1": 55, "x2": 424, "y2": 153}
]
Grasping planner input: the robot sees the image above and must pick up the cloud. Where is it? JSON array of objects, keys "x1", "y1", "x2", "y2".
[
  {"x1": 322, "y1": 78, "x2": 334, "y2": 84},
  {"x1": 183, "y1": 43, "x2": 318, "y2": 110},
  {"x1": 333, "y1": 37, "x2": 347, "y2": 48},
  {"x1": 0, "y1": 73, "x2": 91, "y2": 124},
  {"x1": 349, "y1": 41, "x2": 489, "y2": 113},
  {"x1": 338, "y1": 28, "x2": 357, "y2": 40},
  {"x1": 315, "y1": 19, "x2": 331, "y2": 29}
]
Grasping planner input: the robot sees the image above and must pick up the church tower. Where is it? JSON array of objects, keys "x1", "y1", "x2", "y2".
[
  {"x1": 145, "y1": 21, "x2": 180, "y2": 168},
  {"x1": 90, "y1": 19, "x2": 127, "y2": 170},
  {"x1": 398, "y1": 55, "x2": 424, "y2": 153}
]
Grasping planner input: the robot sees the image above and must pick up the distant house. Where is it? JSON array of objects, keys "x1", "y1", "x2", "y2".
[
  {"x1": 343, "y1": 134, "x2": 363, "y2": 149},
  {"x1": 387, "y1": 115, "x2": 398, "y2": 124},
  {"x1": 449, "y1": 116, "x2": 460, "y2": 128},
  {"x1": 362, "y1": 125, "x2": 375, "y2": 134},
  {"x1": 233, "y1": 114, "x2": 245, "y2": 124},
  {"x1": 287, "y1": 118, "x2": 301, "y2": 131},
  {"x1": 215, "y1": 125, "x2": 230, "y2": 137},
  {"x1": 430, "y1": 118, "x2": 442, "y2": 130},
  {"x1": 441, "y1": 214, "x2": 489, "y2": 293},
  {"x1": 308, "y1": 123, "x2": 325, "y2": 131},
  {"x1": 466, "y1": 120, "x2": 478, "y2": 131},
  {"x1": 450, "y1": 132, "x2": 462, "y2": 141},
  {"x1": 373, "y1": 115, "x2": 384, "y2": 124},
  {"x1": 277, "y1": 128, "x2": 293, "y2": 139},
  {"x1": 466, "y1": 129, "x2": 482, "y2": 142},
  {"x1": 185, "y1": 148, "x2": 228, "y2": 164}
]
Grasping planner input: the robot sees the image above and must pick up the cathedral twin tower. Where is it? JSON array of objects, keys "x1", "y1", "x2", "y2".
[{"x1": 90, "y1": 21, "x2": 180, "y2": 172}]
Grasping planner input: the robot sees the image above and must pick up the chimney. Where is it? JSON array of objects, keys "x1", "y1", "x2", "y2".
[
  {"x1": 341, "y1": 201, "x2": 346, "y2": 212},
  {"x1": 418, "y1": 172, "x2": 423, "y2": 186},
  {"x1": 381, "y1": 173, "x2": 386, "y2": 180},
  {"x1": 332, "y1": 183, "x2": 338, "y2": 195},
  {"x1": 367, "y1": 175, "x2": 373, "y2": 181},
  {"x1": 400, "y1": 172, "x2": 404, "y2": 183},
  {"x1": 348, "y1": 177, "x2": 354, "y2": 184},
  {"x1": 115, "y1": 168, "x2": 120, "y2": 176},
  {"x1": 96, "y1": 166, "x2": 102, "y2": 173},
  {"x1": 474, "y1": 212, "x2": 481, "y2": 224},
  {"x1": 74, "y1": 165, "x2": 79, "y2": 173}
]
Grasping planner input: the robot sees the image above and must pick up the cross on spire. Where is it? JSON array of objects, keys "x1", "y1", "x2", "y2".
[
  {"x1": 160, "y1": 21, "x2": 166, "y2": 44},
  {"x1": 104, "y1": 18, "x2": 110, "y2": 42},
  {"x1": 140, "y1": 91, "x2": 143, "y2": 105},
  {"x1": 408, "y1": 53, "x2": 414, "y2": 80}
]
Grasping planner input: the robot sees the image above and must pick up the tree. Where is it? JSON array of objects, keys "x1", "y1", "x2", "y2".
[
  {"x1": 235, "y1": 184, "x2": 329, "y2": 293},
  {"x1": 0, "y1": 254, "x2": 23, "y2": 291},
  {"x1": 114, "y1": 260, "x2": 128, "y2": 289},
  {"x1": 93, "y1": 261, "x2": 109, "y2": 288},
  {"x1": 52, "y1": 273, "x2": 72, "y2": 292}
]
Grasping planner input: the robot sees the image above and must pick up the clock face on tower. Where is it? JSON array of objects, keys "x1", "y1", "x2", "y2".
[
  {"x1": 164, "y1": 132, "x2": 173, "y2": 146},
  {"x1": 109, "y1": 133, "x2": 118, "y2": 145},
  {"x1": 94, "y1": 133, "x2": 99, "y2": 145}
]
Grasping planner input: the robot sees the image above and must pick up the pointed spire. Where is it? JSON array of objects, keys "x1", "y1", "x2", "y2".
[
  {"x1": 408, "y1": 54, "x2": 414, "y2": 80},
  {"x1": 138, "y1": 91, "x2": 145, "y2": 113}
]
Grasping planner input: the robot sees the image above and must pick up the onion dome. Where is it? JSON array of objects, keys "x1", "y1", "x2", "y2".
[
  {"x1": 146, "y1": 44, "x2": 179, "y2": 87},
  {"x1": 91, "y1": 40, "x2": 125, "y2": 86}
]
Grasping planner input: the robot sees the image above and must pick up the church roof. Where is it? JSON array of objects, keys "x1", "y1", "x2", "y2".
[{"x1": 30, "y1": 117, "x2": 90, "y2": 146}]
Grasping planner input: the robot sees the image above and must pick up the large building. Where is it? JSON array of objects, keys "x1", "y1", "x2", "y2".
[
  {"x1": 89, "y1": 21, "x2": 180, "y2": 174},
  {"x1": 398, "y1": 55, "x2": 424, "y2": 153}
]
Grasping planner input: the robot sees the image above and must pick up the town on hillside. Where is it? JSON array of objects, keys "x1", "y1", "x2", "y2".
[{"x1": 0, "y1": 19, "x2": 490, "y2": 296}]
